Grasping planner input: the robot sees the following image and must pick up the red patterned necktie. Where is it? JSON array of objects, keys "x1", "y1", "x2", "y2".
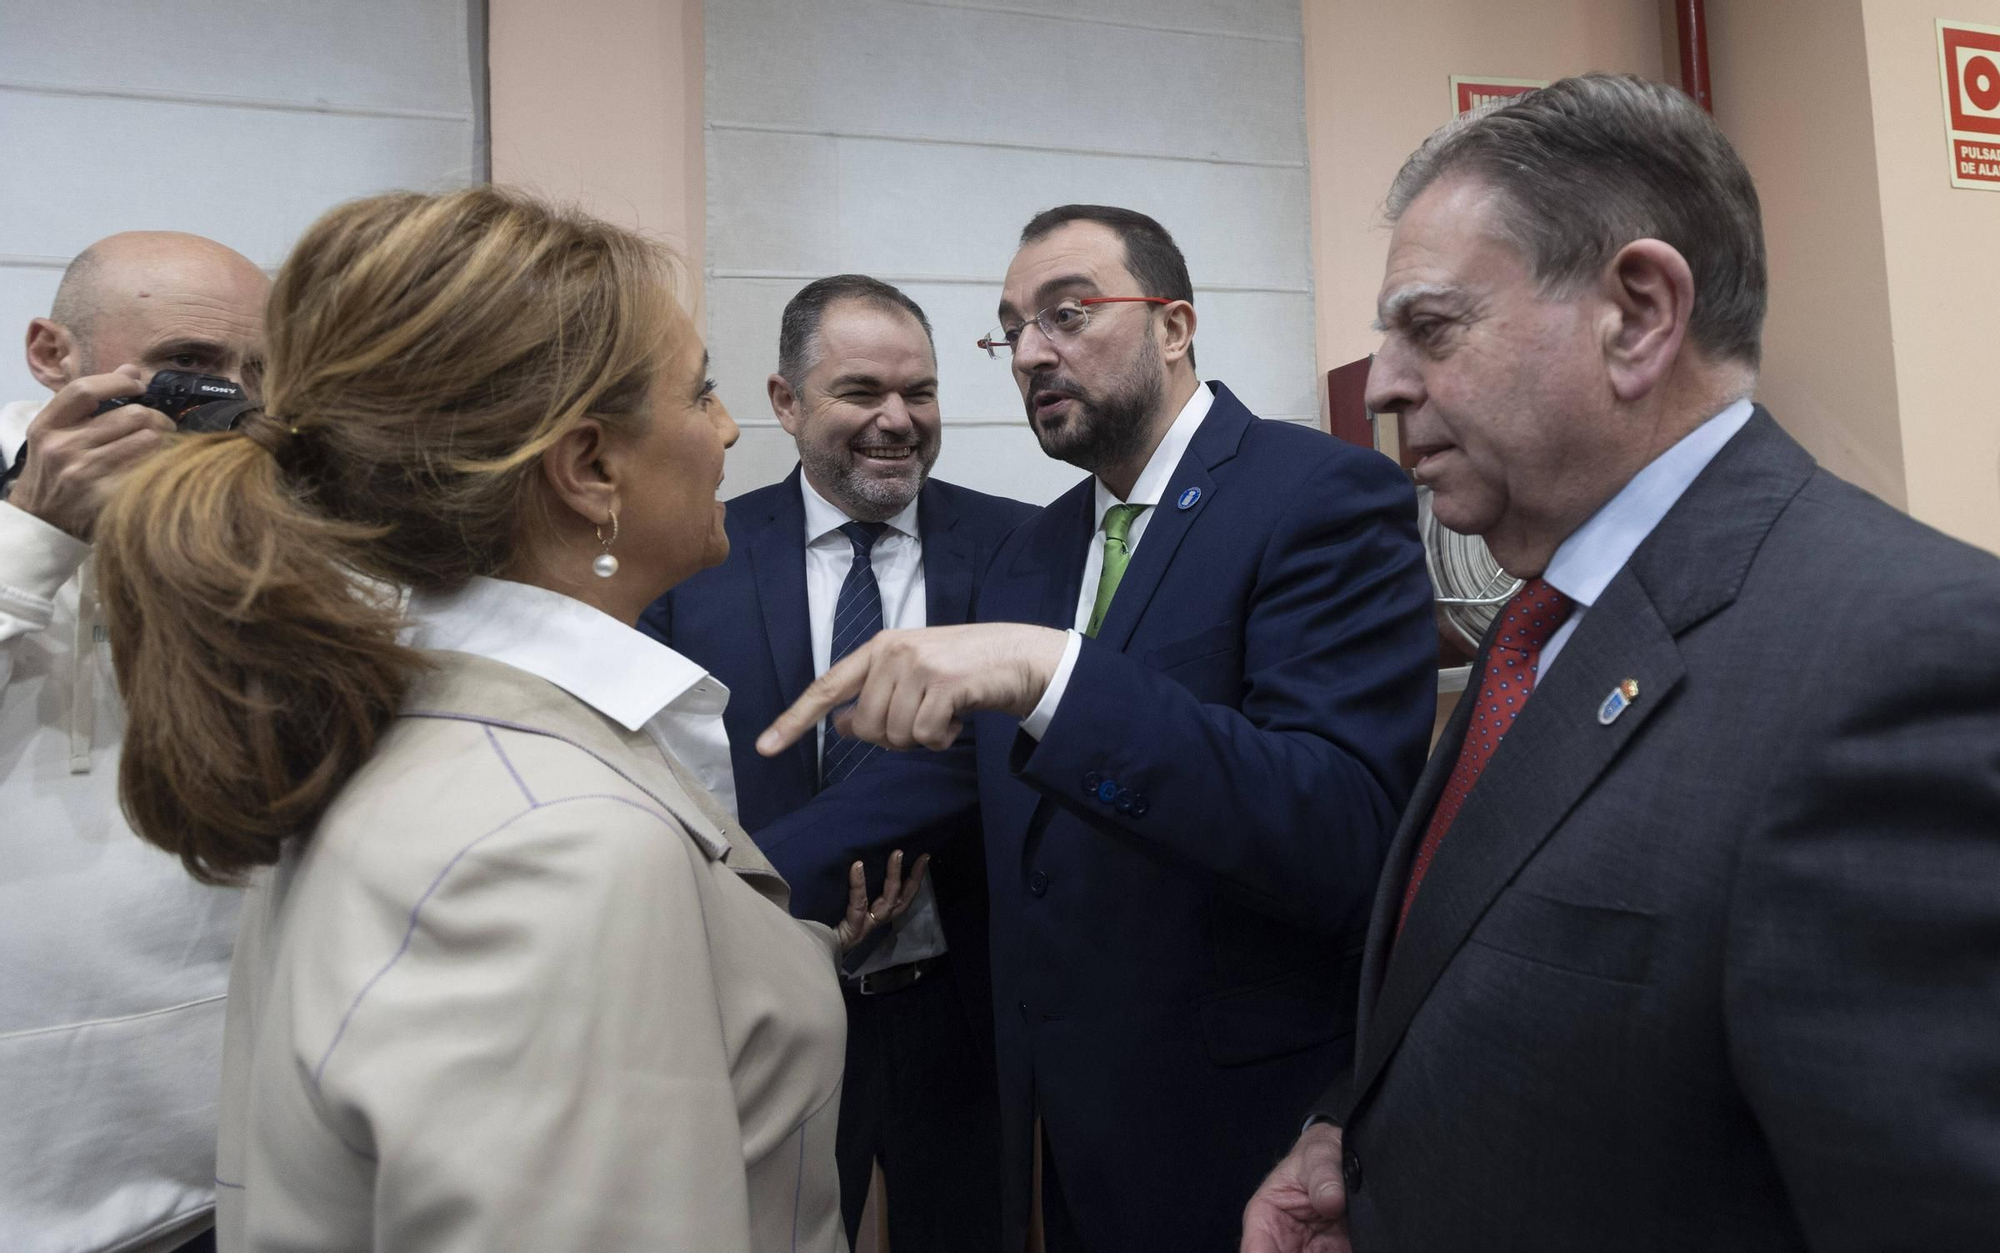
[{"x1": 1397, "y1": 577, "x2": 1574, "y2": 934}]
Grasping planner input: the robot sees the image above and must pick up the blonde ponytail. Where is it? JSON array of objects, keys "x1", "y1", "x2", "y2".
[
  {"x1": 95, "y1": 429, "x2": 413, "y2": 883},
  {"x1": 95, "y1": 186, "x2": 682, "y2": 882}
]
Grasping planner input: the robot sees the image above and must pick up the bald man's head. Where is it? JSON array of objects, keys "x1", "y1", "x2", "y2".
[{"x1": 28, "y1": 230, "x2": 269, "y2": 398}]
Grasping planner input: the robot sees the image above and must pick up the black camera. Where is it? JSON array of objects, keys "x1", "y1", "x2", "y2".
[
  {"x1": 92, "y1": 369, "x2": 256, "y2": 434},
  {"x1": 0, "y1": 370, "x2": 259, "y2": 501}
]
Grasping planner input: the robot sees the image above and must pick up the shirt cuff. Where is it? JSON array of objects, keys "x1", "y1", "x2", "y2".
[
  {"x1": 0, "y1": 500, "x2": 89, "y2": 615},
  {"x1": 1018, "y1": 629, "x2": 1083, "y2": 741}
]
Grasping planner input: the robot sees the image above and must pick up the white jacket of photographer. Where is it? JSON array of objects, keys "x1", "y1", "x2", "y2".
[{"x1": 0, "y1": 397, "x2": 241, "y2": 1253}]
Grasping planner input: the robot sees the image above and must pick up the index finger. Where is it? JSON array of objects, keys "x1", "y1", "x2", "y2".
[
  {"x1": 31, "y1": 367, "x2": 146, "y2": 432},
  {"x1": 756, "y1": 642, "x2": 875, "y2": 756}
]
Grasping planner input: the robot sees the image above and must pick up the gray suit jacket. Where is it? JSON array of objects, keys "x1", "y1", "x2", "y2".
[{"x1": 1323, "y1": 411, "x2": 2000, "y2": 1250}]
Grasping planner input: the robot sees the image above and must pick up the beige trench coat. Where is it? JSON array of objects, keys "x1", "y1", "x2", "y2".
[{"x1": 213, "y1": 651, "x2": 848, "y2": 1251}]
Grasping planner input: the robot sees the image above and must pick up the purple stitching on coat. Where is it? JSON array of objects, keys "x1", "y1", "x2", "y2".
[
  {"x1": 484, "y1": 724, "x2": 537, "y2": 806},
  {"x1": 302, "y1": 714, "x2": 701, "y2": 1174},
  {"x1": 309, "y1": 792, "x2": 675, "y2": 1094},
  {"x1": 405, "y1": 710, "x2": 674, "y2": 811},
  {"x1": 310, "y1": 803, "x2": 537, "y2": 1090},
  {"x1": 793, "y1": 1120, "x2": 807, "y2": 1252},
  {"x1": 790, "y1": 1083, "x2": 842, "y2": 1251}
]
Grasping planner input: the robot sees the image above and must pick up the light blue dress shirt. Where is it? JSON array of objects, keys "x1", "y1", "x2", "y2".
[{"x1": 1537, "y1": 398, "x2": 1757, "y2": 680}]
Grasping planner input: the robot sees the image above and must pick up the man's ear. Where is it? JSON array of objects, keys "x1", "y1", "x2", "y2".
[
  {"x1": 538, "y1": 417, "x2": 618, "y2": 528},
  {"x1": 1158, "y1": 300, "x2": 1197, "y2": 367},
  {"x1": 769, "y1": 373, "x2": 805, "y2": 437},
  {"x1": 1601, "y1": 239, "x2": 1693, "y2": 404},
  {"x1": 25, "y1": 319, "x2": 82, "y2": 391}
]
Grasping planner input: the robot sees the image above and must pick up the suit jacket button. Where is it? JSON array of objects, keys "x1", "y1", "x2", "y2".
[
  {"x1": 1113, "y1": 790, "x2": 1136, "y2": 815},
  {"x1": 1129, "y1": 796, "x2": 1149, "y2": 817},
  {"x1": 1029, "y1": 870, "x2": 1050, "y2": 897},
  {"x1": 1096, "y1": 780, "x2": 1120, "y2": 805},
  {"x1": 1342, "y1": 1144, "x2": 1362, "y2": 1193},
  {"x1": 1083, "y1": 771, "x2": 1102, "y2": 792}
]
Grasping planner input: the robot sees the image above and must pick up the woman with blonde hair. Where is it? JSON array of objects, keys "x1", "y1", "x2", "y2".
[{"x1": 93, "y1": 186, "x2": 918, "y2": 1251}]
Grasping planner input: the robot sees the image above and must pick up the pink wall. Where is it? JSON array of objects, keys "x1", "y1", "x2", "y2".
[
  {"x1": 1864, "y1": 0, "x2": 2000, "y2": 551},
  {"x1": 488, "y1": 0, "x2": 705, "y2": 310},
  {"x1": 1300, "y1": 0, "x2": 1999, "y2": 554},
  {"x1": 1709, "y1": 0, "x2": 1909, "y2": 509},
  {"x1": 1711, "y1": 0, "x2": 2000, "y2": 551},
  {"x1": 1302, "y1": 0, "x2": 1670, "y2": 377}
]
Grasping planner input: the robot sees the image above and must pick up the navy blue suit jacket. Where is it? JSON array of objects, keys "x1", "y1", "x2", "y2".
[
  {"x1": 758, "y1": 384, "x2": 1438, "y2": 1252},
  {"x1": 640, "y1": 467, "x2": 1035, "y2": 1034}
]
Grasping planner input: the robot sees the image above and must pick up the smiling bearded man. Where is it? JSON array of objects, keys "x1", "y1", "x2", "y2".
[{"x1": 639, "y1": 274, "x2": 1034, "y2": 1252}]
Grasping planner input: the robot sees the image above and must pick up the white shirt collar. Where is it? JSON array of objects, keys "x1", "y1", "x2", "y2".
[
  {"x1": 405, "y1": 575, "x2": 726, "y2": 731},
  {"x1": 1543, "y1": 398, "x2": 1757, "y2": 609},
  {"x1": 1092, "y1": 379, "x2": 1214, "y2": 529},
  {"x1": 800, "y1": 470, "x2": 922, "y2": 545}
]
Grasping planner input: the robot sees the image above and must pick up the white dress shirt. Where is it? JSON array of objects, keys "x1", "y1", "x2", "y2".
[
  {"x1": 798, "y1": 473, "x2": 947, "y2": 975},
  {"x1": 1536, "y1": 398, "x2": 1757, "y2": 681},
  {"x1": 802, "y1": 476, "x2": 925, "y2": 702},
  {"x1": 1021, "y1": 380, "x2": 1215, "y2": 738},
  {"x1": 404, "y1": 576, "x2": 738, "y2": 819}
]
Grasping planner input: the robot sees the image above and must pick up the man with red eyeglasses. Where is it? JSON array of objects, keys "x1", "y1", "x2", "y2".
[{"x1": 756, "y1": 204, "x2": 1437, "y2": 1251}]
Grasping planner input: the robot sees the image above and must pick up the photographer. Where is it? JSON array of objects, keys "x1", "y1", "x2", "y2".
[{"x1": 0, "y1": 231, "x2": 267, "y2": 1253}]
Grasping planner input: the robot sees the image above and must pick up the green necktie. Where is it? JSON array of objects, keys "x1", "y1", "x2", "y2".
[{"x1": 1086, "y1": 503, "x2": 1148, "y2": 638}]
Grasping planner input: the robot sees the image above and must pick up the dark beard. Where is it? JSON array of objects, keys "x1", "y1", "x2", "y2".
[{"x1": 1023, "y1": 354, "x2": 1164, "y2": 476}]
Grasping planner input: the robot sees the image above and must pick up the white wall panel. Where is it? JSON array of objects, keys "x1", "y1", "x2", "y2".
[
  {"x1": 710, "y1": 0, "x2": 1303, "y2": 165},
  {"x1": 0, "y1": 0, "x2": 479, "y2": 409},
  {"x1": 887, "y1": 0, "x2": 1302, "y2": 42},
  {"x1": 706, "y1": 0, "x2": 1315, "y2": 507},
  {"x1": 0, "y1": 1, "x2": 474, "y2": 114},
  {"x1": 0, "y1": 266, "x2": 64, "y2": 373},
  {"x1": 0, "y1": 97, "x2": 477, "y2": 262},
  {"x1": 705, "y1": 276, "x2": 798, "y2": 425},
  {"x1": 927, "y1": 423, "x2": 1110, "y2": 506},
  {"x1": 712, "y1": 137, "x2": 1312, "y2": 292},
  {"x1": 723, "y1": 427, "x2": 822, "y2": 498},
  {"x1": 706, "y1": 131, "x2": 845, "y2": 276}
]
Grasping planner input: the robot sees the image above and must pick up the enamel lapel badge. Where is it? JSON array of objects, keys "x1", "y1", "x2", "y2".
[{"x1": 1598, "y1": 678, "x2": 1640, "y2": 726}]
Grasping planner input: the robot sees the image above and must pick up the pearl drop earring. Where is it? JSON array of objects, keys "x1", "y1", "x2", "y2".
[{"x1": 594, "y1": 512, "x2": 620, "y2": 578}]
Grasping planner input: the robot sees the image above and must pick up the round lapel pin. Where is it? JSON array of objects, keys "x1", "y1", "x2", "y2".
[{"x1": 1177, "y1": 487, "x2": 1201, "y2": 510}]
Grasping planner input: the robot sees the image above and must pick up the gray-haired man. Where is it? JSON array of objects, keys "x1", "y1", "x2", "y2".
[{"x1": 1244, "y1": 73, "x2": 2000, "y2": 1252}]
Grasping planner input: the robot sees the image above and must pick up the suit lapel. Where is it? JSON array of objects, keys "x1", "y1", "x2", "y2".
[
  {"x1": 1006, "y1": 477, "x2": 1094, "y2": 632},
  {"x1": 745, "y1": 468, "x2": 817, "y2": 787},
  {"x1": 1353, "y1": 659, "x2": 1481, "y2": 1044},
  {"x1": 1090, "y1": 459, "x2": 1213, "y2": 651},
  {"x1": 1349, "y1": 583, "x2": 1686, "y2": 1108},
  {"x1": 918, "y1": 482, "x2": 975, "y2": 627},
  {"x1": 636, "y1": 728, "x2": 791, "y2": 902},
  {"x1": 1091, "y1": 383, "x2": 1251, "y2": 652},
  {"x1": 1346, "y1": 409, "x2": 1819, "y2": 1115},
  {"x1": 984, "y1": 481, "x2": 1093, "y2": 861}
]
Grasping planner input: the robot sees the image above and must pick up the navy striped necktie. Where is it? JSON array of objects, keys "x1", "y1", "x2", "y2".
[{"x1": 819, "y1": 520, "x2": 889, "y2": 790}]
